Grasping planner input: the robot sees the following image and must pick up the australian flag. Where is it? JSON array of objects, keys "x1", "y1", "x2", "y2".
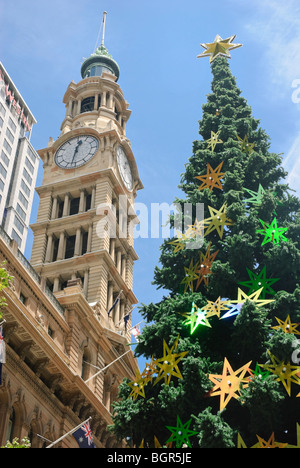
[
  {"x1": 72, "y1": 421, "x2": 95, "y2": 448},
  {"x1": 0, "y1": 326, "x2": 5, "y2": 386}
]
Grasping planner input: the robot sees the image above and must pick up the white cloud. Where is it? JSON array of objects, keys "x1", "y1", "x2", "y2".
[
  {"x1": 245, "y1": 0, "x2": 300, "y2": 194},
  {"x1": 245, "y1": 0, "x2": 300, "y2": 91}
]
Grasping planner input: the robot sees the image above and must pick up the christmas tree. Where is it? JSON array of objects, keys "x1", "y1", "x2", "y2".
[{"x1": 110, "y1": 36, "x2": 300, "y2": 448}]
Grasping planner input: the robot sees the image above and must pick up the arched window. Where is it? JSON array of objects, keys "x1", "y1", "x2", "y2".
[
  {"x1": 6, "y1": 407, "x2": 15, "y2": 443},
  {"x1": 80, "y1": 97, "x2": 95, "y2": 113}
]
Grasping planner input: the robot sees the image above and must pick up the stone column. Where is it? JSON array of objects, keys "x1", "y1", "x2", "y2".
[
  {"x1": 74, "y1": 228, "x2": 82, "y2": 256},
  {"x1": 51, "y1": 196, "x2": 58, "y2": 219},
  {"x1": 62, "y1": 193, "x2": 70, "y2": 217},
  {"x1": 87, "y1": 224, "x2": 93, "y2": 253},
  {"x1": 45, "y1": 234, "x2": 53, "y2": 263},
  {"x1": 83, "y1": 269, "x2": 89, "y2": 297},
  {"x1": 79, "y1": 189, "x2": 86, "y2": 213},
  {"x1": 57, "y1": 231, "x2": 66, "y2": 261}
]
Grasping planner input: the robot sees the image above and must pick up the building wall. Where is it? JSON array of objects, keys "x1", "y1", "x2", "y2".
[
  {"x1": 0, "y1": 228, "x2": 137, "y2": 448},
  {"x1": 0, "y1": 62, "x2": 39, "y2": 253}
]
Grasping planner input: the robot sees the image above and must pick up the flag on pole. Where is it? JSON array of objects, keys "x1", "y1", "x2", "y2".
[
  {"x1": 72, "y1": 420, "x2": 95, "y2": 448},
  {"x1": 124, "y1": 308, "x2": 134, "y2": 331},
  {"x1": 131, "y1": 324, "x2": 141, "y2": 341},
  {"x1": 108, "y1": 290, "x2": 122, "y2": 316},
  {"x1": 0, "y1": 326, "x2": 5, "y2": 385}
]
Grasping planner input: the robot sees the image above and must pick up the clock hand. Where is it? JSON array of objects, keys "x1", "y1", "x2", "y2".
[{"x1": 72, "y1": 140, "x2": 83, "y2": 163}]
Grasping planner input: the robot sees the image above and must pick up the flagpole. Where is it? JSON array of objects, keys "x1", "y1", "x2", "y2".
[
  {"x1": 84, "y1": 349, "x2": 131, "y2": 384},
  {"x1": 46, "y1": 417, "x2": 92, "y2": 448},
  {"x1": 115, "y1": 305, "x2": 137, "y2": 327}
]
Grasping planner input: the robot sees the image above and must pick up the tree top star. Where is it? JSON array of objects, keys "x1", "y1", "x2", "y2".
[{"x1": 197, "y1": 34, "x2": 242, "y2": 63}]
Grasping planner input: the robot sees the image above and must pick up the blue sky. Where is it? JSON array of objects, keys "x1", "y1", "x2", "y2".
[{"x1": 1, "y1": 0, "x2": 300, "y2": 349}]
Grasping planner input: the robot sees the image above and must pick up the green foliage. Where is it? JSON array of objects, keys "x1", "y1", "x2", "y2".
[
  {"x1": 0, "y1": 262, "x2": 13, "y2": 320},
  {"x1": 1, "y1": 437, "x2": 31, "y2": 448},
  {"x1": 110, "y1": 56, "x2": 300, "y2": 448}
]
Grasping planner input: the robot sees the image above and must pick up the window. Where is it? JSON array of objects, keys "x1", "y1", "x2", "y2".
[
  {"x1": 16, "y1": 203, "x2": 26, "y2": 221},
  {"x1": 86, "y1": 193, "x2": 92, "y2": 211},
  {"x1": 0, "y1": 178, "x2": 4, "y2": 192},
  {"x1": 19, "y1": 293, "x2": 26, "y2": 304},
  {"x1": 5, "y1": 128, "x2": 14, "y2": 144},
  {"x1": 69, "y1": 197, "x2": 80, "y2": 215},
  {"x1": 14, "y1": 215, "x2": 24, "y2": 234},
  {"x1": 65, "y1": 235, "x2": 76, "y2": 259},
  {"x1": 0, "y1": 116, "x2": 3, "y2": 128},
  {"x1": 82, "y1": 231, "x2": 88, "y2": 255},
  {"x1": 1, "y1": 150, "x2": 9, "y2": 167},
  {"x1": 3, "y1": 139, "x2": 11, "y2": 155},
  {"x1": 23, "y1": 168, "x2": 32, "y2": 185},
  {"x1": 27, "y1": 146, "x2": 36, "y2": 163},
  {"x1": 0, "y1": 162, "x2": 7, "y2": 179},
  {"x1": 25, "y1": 157, "x2": 34, "y2": 174},
  {"x1": 21, "y1": 179, "x2": 30, "y2": 197},
  {"x1": 11, "y1": 228, "x2": 22, "y2": 247},
  {"x1": 8, "y1": 117, "x2": 17, "y2": 133},
  {"x1": 18, "y1": 191, "x2": 28, "y2": 209},
  {"x1": 80, "y1": 96, "x2": 95, "y2": 113},
  {"x1": 0, "y1": 102, "x2": 5, "y2": 117}
]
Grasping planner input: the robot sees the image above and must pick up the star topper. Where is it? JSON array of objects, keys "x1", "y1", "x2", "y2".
[
  {"x1": 195, "y1": 161, "x2": 225, "y2": 191},
  {"x1": 197, "y1": 34, "x2": 242, "y2": 63},
  {"x1": 208, "y1": 357, "x2": 252, "y2": 410}
]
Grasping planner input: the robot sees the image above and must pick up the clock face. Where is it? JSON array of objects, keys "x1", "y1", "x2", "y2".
[
  {"x1": 116, "y1": 145, "x2": 133, "y2": 191},
  {"x1": 55, "y1": 135, "x2": 99, "y2": 169}
]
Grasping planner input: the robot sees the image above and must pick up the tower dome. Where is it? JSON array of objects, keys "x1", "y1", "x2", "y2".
[{"x1": 80, "y1": 44, "x2": 120, "y2": 81}]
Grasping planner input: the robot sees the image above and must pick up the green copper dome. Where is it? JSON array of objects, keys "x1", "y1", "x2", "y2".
[{"x1": 81, "y1": 44, "x2": 120, "y2": 81}]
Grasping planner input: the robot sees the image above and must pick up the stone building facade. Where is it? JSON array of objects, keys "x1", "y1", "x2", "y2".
[{"x1": 0, "y1": 39, "x2": 142, "y2": 448}]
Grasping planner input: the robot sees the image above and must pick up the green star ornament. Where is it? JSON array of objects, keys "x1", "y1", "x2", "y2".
[
  {"x1": 256, "y1": 218, "x2": 288, "y2": 245},
  {"x1": 166, "y1": 416, "x2": 198, "y2": 448},
  {"x1": 238, "y1": 266, "x2": 279, "y2": 299},
  {"x1": 244, "y1": 184, "x2": 266, "y2": 206}
]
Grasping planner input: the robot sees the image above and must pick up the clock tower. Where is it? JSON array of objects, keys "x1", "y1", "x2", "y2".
[{"x1": 30, "y1": 32, "x2": 143, "y2": 336}]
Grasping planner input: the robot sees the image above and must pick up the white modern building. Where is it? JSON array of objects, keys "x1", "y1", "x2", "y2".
[{"x1": 0, "y1": 62, "x2": 39, "y2": 253}]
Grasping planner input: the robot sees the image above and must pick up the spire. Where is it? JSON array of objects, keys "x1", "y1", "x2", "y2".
[{"x1": 81, "y1": 12, "x2": 120, "y2": 81}]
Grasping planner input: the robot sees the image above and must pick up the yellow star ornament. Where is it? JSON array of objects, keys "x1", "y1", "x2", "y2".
[
  {"x1": 128, "y1": 369, "x2": 147, "y2": 400},
  {"x1": 204, "y1": 203, "x2": 234, "y2": 239},
  {"x1": 195, "y1": 161, "x2": 225, "y2": 191},
  {"x1": 208, "y1": 358, "x2": 252, "y2": 410},
  {"x1": 154, "y1": 336, "x2": 188, "y2": 386},
  {"x1": 261, "y1": 351, "x2": 300, "y2": 396},
  {"x1": 272, "y1": 315, "x2": 300, "y2": 335},
  {"x1": 197, "y1": 34, "x2": 242, "y2": 63},
  {"x1": 206, "y1": 130, "x2": 223, "y2": 151},
  {"x1": 230, "y1": 287, "x2": 275, "y2": 308}
]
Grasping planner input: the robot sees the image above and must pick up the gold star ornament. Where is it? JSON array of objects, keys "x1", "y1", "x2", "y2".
[
  {"x1": 208, "y1": 358, "x2": 252, "y2": 410},
  {"x1": 197, "y1": 34, "x2": 242, "y2": 63}
]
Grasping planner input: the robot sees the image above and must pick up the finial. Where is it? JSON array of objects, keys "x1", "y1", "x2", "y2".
[{"x1": 101, "y1": 11, "x2": 107, "y2": 47}]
